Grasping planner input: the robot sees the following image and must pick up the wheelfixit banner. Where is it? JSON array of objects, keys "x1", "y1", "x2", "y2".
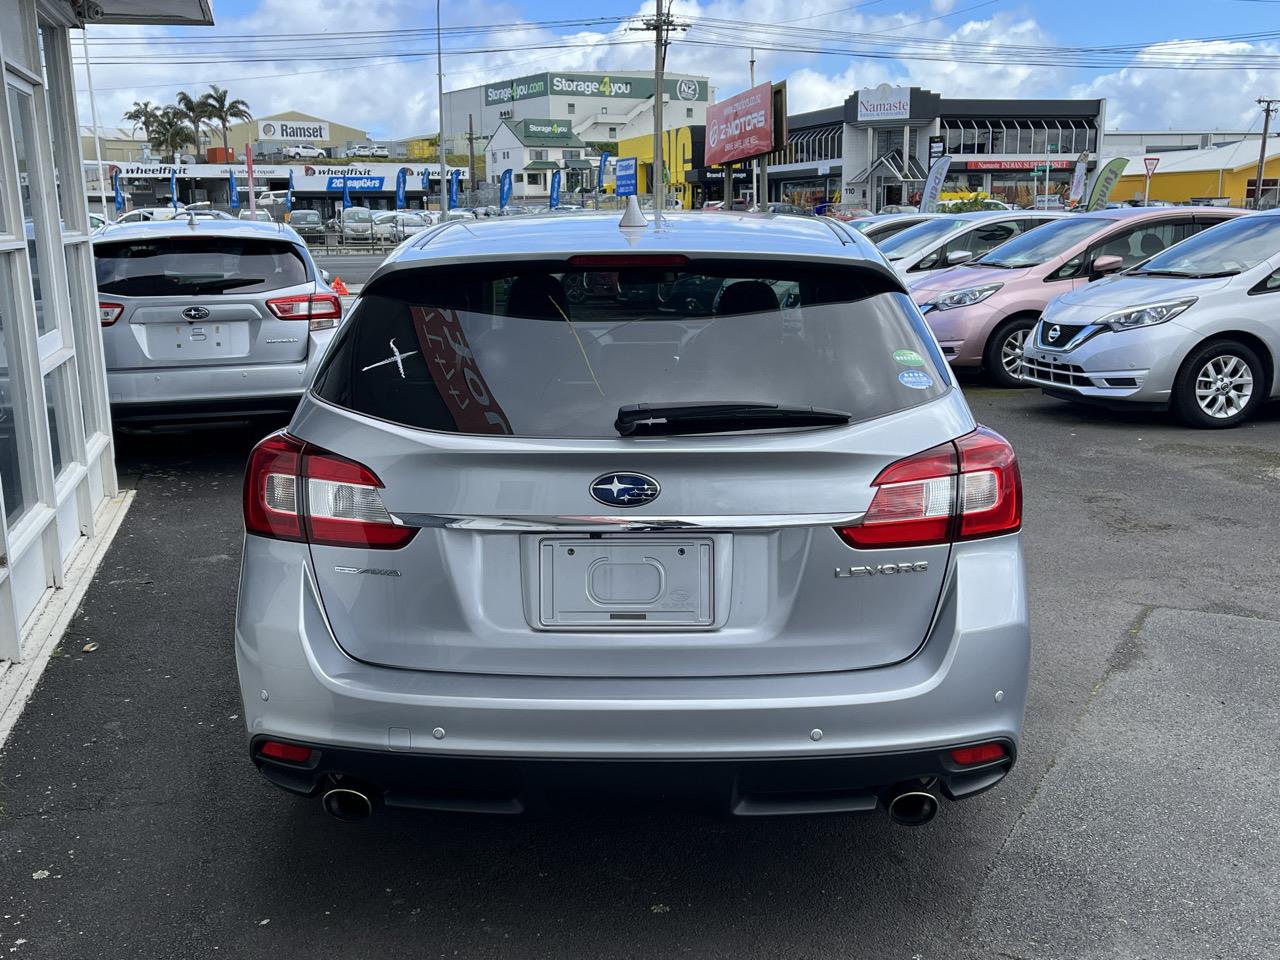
[{"x1": 705, "y1": 82, "x2": 773, "y2": 167}]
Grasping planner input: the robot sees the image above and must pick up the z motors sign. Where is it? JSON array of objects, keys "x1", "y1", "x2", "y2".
[
  {"x1": 856, "y1": 85, "x2": 911, "y2": 122},
  {"x1": 705, "y1": 82, "x2": 773, "y2": 166},
  {"x1": 258, "y1": 120, "x2": 330, "y2": 142}
]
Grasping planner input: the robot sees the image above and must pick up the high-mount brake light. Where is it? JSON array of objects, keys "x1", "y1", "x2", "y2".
[
  {"x1": 567, "y1": 254, "x2": 689, "y2": 267},
  {"x1": 835, "y1": 427, "x2": 1022, "y2": 549},
  {"x1": 243, "y1": 432, "x2": 416, "y2": 549}
]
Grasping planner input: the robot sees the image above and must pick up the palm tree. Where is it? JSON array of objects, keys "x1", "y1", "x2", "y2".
[
  {"x1": 122, "y1": 100, "x2": 162, "y2": 143},
  {"x1": 174, "y1": 90, "x2": 208, "y2": 161},
  {"x1": 151, "y1": 107, "x2": 196, "y2": 164},
  {"x1": 200, "y1": 84, "x2": 253, "y2": 157}
]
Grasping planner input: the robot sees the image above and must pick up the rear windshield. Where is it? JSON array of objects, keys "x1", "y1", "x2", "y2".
[
  {"x1": 94, "y1": 237, "x2": 309, "y2": 297},
  {"x1": 311, "y1": 261, "x2": 950, "y2": 439}
]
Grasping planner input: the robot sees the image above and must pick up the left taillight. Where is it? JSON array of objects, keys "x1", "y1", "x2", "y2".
[
  {"x1": 99, "y1": 302, "x2": 124, "y2": 326},
  {"x1": 835, "y1": 426, "x2": 1022, "y2": 549},
  {"x1": 243, "y1": 431, "x2": 416, "y2": 549},
  {"x1": 266, "y1": 293, "x2": 342, "y2": 331}
]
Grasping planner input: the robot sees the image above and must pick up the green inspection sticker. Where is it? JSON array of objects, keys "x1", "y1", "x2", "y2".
[{"x1": 892, "y1": 349, "x2": 925, "y2": 367}]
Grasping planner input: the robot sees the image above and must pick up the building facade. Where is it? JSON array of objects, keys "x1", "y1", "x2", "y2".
[
  {"x1": 0, "y1": 1, "x2": 213, "y2": 668},
  {"x1": 1101, "y1": 130, "x2": 1266, "y2": 159},
  {"x1": 485, "y1": 119, "x2": 596, "y2": 201},
  {"x1": 444, "y1": 71, "x2": 711, "y2": 156},
  {"x1": 759, "y1": 86, "x2": 1107, "y2": 212},
  {"x1": 224, "y1": 111, "x2": 371, "y2": 160},
  {"x1": 1112, "y1": 140, "x2": 1280, "y2": 208}
]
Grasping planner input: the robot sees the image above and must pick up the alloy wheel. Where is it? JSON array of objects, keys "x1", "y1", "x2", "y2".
[
  {"x1": 1001, "y1": 327, "x2": 1029, "y2": 379},
  {"x1": 1194, "y1": 354, "x2": 1253, "y2": 420}
]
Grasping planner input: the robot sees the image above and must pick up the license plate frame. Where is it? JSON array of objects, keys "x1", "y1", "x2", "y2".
[{"x1": 537, "y1": 537, "x2": 714, "y2": 629}]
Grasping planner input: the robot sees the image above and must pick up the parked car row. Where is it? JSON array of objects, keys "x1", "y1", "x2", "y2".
[{"x1": 849, "y1": 204, "x2": 1275, "y2": 426}]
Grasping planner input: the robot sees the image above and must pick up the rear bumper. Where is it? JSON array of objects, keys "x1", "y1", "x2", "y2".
[
  {"x1": 108, "y1": 334, "x2": 333, "y2": 411},
  {"x1": 235, "y1": 534, "x2": 1030, "y2": 793},
  {"x1": 251, "y1": 737, "x2": 1015, "y2": 815}
]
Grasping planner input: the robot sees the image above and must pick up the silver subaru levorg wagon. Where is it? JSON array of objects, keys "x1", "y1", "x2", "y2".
[{"x1": 235, "y1": 206, "x2": 1030, "y2": 825}]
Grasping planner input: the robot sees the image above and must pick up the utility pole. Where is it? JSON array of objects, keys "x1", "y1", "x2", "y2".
[
  {"x1": 749, "y1": 47, "x2": 756, "y2": 210},
  {"x1": 1254, "y1": 98, "x2": 1278, "y2": 210},
  {"x1": 436, "y1": 0, "x2": 446, "y2": 215},
  {"x1": 467, "y1": 113, "x2": 477, "y2": 196},
  {"x1": 651, "y1": 0, "x2": 667, "y2": 217}
]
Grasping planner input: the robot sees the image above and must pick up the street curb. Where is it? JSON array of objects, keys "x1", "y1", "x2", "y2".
[{"x1": 0, "y1": 490, "x2": 136, "y2": 748}]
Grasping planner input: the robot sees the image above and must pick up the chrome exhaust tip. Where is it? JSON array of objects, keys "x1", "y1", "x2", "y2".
[
  {"x1": 885, "y1": 788, "x2": 939, "y2": 827},
  {"x1": 321, "y1": 785, "x2": 375, "y2": 823}
]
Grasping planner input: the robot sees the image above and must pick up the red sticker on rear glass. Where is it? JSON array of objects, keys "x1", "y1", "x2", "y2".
[{"x1": 410, "y1": 305, "x2": 514, "y2": 435}]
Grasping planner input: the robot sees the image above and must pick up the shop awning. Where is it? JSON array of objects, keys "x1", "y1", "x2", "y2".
[
  {"x1": 846, "y1": 149, "x2": 930, "y2": 184},
  {"x1": 524, "y1": 160, "x2": 560, "y2": 171},
  {"x1": 564, "y1": 159, "x2": 594, "y2": 170}
]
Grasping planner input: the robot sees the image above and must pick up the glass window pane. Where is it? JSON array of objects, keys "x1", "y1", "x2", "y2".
[
  {"x1": 0, "y1": 257, "x2": 38, "y2": 527},
  {"x1": 44, "y1": 361, "x2": 72, "y2": 478},
  {"x1": 38, "y1": 25, "x2": 71, "y2": 222},
  {"x1": 63, "y1": 243, "x2": 104, "y2": 436},
  {"x1": 8, "y1": 85, "x2": 55, "y2": 337}
]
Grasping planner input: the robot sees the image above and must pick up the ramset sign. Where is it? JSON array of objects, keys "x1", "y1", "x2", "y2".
[{"x1": 257, "y1": 119, "x2": 330, "y2": 142}]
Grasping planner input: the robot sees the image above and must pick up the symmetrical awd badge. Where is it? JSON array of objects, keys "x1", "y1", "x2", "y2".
[{"x1": 590, "y1": 472, "x2": 661, "y2": 507}]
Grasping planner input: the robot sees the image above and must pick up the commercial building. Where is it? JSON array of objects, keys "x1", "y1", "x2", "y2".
[
  {"x1": 485, "y1": 119, "x2": 597, "y2": 202},
  {"x1": 759, "y1": 86, "x2": 1107, "y2": 212},
  {"x1": 1100, "y1": 129, "x2": 1267, "y2": 159},
  {"x1": 225, "y1": 111, "x2": 371, "y2": 159},
  {"x1": 0, "y1": 0, "x2": 214, "y2": 684},
  {"x1": 79, "y1": 124, "x2": 149, "y2": 163},
  {"x1": 617, "y1": 125, "x2": 708, "y2": 208},
  {"x1": 443, "y1": 71, "x2": 711, "y2": 155},
  {"x1": 1112, "y1": 139, "x2": 1280, "y2": 208}
]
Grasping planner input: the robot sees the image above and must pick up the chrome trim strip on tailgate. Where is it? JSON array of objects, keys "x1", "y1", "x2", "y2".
[{"x1": 388, "y1": 512, "x2": 866, "y2": 532}]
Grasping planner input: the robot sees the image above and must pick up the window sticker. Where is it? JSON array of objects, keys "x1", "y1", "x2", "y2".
[
  {"x1": 897, "y1": 369, "x2": 934, "y2": 390},
  {"x1": 411, "y1": 306, "x2": 515, "y2": 434},
  {"x1": 892, "y1": 349, "x2": 925, "y2": 367}
]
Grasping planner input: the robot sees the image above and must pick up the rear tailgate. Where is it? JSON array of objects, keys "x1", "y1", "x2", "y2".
[
  {"x1": 289, "y1": 256, "x2": 973, "y2": 679},
  {"x1": 95, "y1": 234, "x2": 317, "y2": 369}
]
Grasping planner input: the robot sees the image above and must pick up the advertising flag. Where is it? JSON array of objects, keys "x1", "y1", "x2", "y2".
[
  {"x1": 919, "y1": 155, "x2": 952, "y2": 213},
  {"x1": 395, "y1": 167, "x2": 407, "y2": 210},
  {"x1": 170, "y1": 168, "x2": 178, "y2": 210},
  {"x1": 1067, "y1": 152, "x2": 1089, "y2": 207},
  {"x1": 1085, "y1": 157, "x2": 1128, "y2": 211},
  {"x1": 421, "y1": 167, "x2": 430, "y2": 192},
  {"x1": 228, "y1": 169, "x2": 240, "y2": 210},
  {"x1": 549, "y1": 169, "x2": 561, "y2": 209},
  {"x1": 113, "y1": 172, "x2": 125, "y2": 212},
  {"x1": 449, "y1": 168, "x2": 460, "y2": 209},
  {"x1": 342, "y1": 173, "x2": 352, "y2": 209},
  {"x1": 499, "y1": 168, "x2": 513, "y2": 209},
  {"x1": 598, "y1": 151, "x2": 610, "y2": 189},
  {"x1": 245, "y1": 144, "x2": 256, "y2": 213}
]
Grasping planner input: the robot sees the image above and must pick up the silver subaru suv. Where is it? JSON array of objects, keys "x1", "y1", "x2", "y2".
[
  {"x1": 93, "y1": 217, "x2": 340, "y2": 425},
  {"x1": 236, "y1": 207, "x2": 1030, "y2": 825}
]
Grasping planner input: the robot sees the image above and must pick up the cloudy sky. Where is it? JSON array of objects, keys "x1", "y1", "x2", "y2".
[{"x1": 74, "y1": 0, "x2": 1280, "y2": 139}]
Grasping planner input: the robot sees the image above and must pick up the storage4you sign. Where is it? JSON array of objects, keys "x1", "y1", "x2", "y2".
[{"x1": 705, "y1": 82, "x2": 773, "y2": 167}]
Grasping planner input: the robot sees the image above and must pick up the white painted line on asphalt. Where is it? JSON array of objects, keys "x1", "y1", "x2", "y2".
[{"x1": 0, "y1": 490, "x2": 136, "y2": 748}]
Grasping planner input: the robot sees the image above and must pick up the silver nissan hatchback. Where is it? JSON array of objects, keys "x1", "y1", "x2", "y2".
[{"x1": 236, "y1": 207, "x2": 1030, "y2": 825}]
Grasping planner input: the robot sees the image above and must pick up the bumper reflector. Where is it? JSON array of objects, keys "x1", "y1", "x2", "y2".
[
  {"x1": 259, "y1": 740, "x2": 315, "y2": 764},
  {"x1": 950, "y1": 742, "x2": 1007, "y2": 766}
]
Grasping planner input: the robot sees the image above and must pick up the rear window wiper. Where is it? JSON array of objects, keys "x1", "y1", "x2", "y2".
[{"x1": 615, "y1": 402, "x2": 853, "y2": 437}]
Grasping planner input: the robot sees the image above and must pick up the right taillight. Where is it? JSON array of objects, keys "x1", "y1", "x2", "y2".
[
  {"x1": 243, "y1": 431, "x2": 416, "y2": 549},
  {"x1": 836, "y1": 426, "x2": 1021, "y2": 549},
  {"x1": 99, "y1": 302, "x2": 123, "y2": 326}
]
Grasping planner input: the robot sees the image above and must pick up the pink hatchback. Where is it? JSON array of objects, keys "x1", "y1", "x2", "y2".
[{"x1": 909, "y1": 207, "x2": 1243, "y2": 386}]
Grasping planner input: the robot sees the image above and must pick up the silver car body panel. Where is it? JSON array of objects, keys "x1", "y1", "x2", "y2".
[{"x1": 236, "y1": 210, "x2": 1028, "y2": 769}]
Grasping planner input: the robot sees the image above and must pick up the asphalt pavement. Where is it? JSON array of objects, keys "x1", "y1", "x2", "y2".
[
  {"x1": 312, "y1": 250, "x2": 388, "y2": 286},
  {"x1": 1, "y1": 385, "x2": 1278, "y2": 960}
]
